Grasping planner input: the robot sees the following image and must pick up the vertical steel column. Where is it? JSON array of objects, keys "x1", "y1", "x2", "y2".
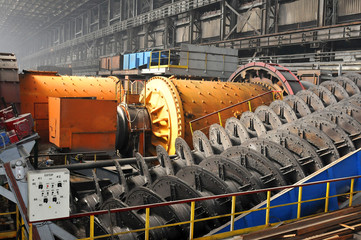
[
  {"x1": 220, "y1": 0, "x2": 226, "y2": 41},
  {"x1": 97, "y1": 5, "x2": 101, "y2": 30},
  {"x1": 119, "y1": 0, "x2": 123, "y2": 21},
  {"x1": 262, "y1": 0, "x2": 270, "y2": 35},
  {"x1": 189, "y1": 10, "x2": 194, "y2": 44},
  {"x1": 318, "y1": 0, "x2": 326, "y2": 27},
  {"x1": 331, "y1": 0, "x2": 337, "y2": 25},
  {"x1": 149, "y1": 0, "x2": 153, "y2": 11},
  {"x1": 164, "y1": 18, "x2": 175, "y2": 48},
  {"x1": 108, "y1": 0, "x2": 111, "y2": 27},
  {"x1": 274, "y1": 0, "x2": 279, "y2": 33}
]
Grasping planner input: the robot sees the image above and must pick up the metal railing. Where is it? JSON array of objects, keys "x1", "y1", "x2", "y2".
[
  {"x1": 0, "y1": 206, "x2": 22, "y2": 239},
  {"x1": 204, "y1": 20, "x2": 361, "y2": 50},
  {"x1": 26, "y1": 174, "x2": 361, "y2": 240},
  {"x1": 239, "y1": 49, "x2": 361, "y2": 65},
  {"x1": 189, "y1": 90, "x2": 280, "y2": 135},
  {"x1": 149, "y1": 49, "x2": 189, "y2": 70}
]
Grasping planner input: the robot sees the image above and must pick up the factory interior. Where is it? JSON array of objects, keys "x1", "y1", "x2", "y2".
[{"x1": 2, "y1": 0, "x2": 361, "y2": 239}]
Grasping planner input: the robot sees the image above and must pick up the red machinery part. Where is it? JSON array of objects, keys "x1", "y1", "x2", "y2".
[
  {"x1": 7, "y1": 130, "x2": 19, "y2": 143},
  {"x1": 0, "y1": 106, "x2": 15, "y2": 120},
  {"x1": 228, "y1": 62, "x2": 304, "y2": 96},
  {"x1": 4, "y1": 113, "x2": 34, "y2": 140}
]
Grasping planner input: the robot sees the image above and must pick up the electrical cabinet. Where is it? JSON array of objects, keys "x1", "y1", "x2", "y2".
[{"x1": 27, "y1": 169, "x2": 70, "y2": 222}]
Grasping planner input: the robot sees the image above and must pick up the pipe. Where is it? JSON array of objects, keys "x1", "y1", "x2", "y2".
[{"x1": 39, "y1": 155, "x2": 177, "y2": 170}]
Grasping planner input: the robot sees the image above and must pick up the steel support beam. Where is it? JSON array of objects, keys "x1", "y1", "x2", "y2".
[
  {"x1": 204, "y1": 21, "x2": 361, "y2": 50},
  {"x1": 164, "y1": 17, "x2": 175, "y2": 48},
  {"x1": 220, "y1": 0, "x2": 226, "y2": 40}
]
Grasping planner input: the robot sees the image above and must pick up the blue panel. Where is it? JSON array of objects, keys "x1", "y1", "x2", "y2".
[
  {"x1": 137, "y1": 52, "x2": 144, "y2": 66},
  {"x1": 129, "y1": 53, "x2": 138, "y2": 69},
  {"x1": 123, "y1": 51, "x2": 152, "y2": 69},
  {"x1": 214, "y1": 150, "x2": 361, "y2": 234},
  {"x1": 123, "y1": 54, "x2": 130, "y2": 70},
  {"x1": 144, "y1": 52, "x2": 151, "y2": 67}
]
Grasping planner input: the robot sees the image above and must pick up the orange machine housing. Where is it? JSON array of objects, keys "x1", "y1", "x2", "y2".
[
  {"x1": 19, "y1": 71, "x2": 121, "y2": 141},
  {"x1": 48, "y1": 97, "x2": 117, "y2": 151}
]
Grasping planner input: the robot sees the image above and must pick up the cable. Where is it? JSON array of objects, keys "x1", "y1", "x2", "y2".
[{"x1": 121, "y1": 103, "x2": 146, "y2": 124}]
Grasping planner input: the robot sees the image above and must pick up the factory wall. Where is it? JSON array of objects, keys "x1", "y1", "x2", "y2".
[
  {"x1": 338, "y1": 0, "x2": 361, "y2": 24},
  {"x1": 18, "y1": 0, "x2": 361, "y2": 75},
  {"x1": 339, "y1": 0, "x2": 361, "y2": 16},
  {"x1": 278, "y1": 0, "x2": 318, "y2": 25}
]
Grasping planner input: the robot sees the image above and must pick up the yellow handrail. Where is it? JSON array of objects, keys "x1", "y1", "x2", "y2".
[
  {"x1": 324, "y1": 182, "x2": 330, "y2": 212},
  {"x1": 41, "y1": 175, "x2": 360, "y2": 240},
  {"x1": 73, "y1": 188, "x2": 361, "y2": 240},
  {"x1": 190, "y1": 201, "x2": 196, "y2": 240},
  {"x1": 148, "y1": 50, "x2": 189, "y2": 69},
  {"x1": 230, "y1": 196, "x2": 236, "y2": 232},
  {"x1": 0, "y1": 211, "x2": 16, "y2": 216},
  {"x1": 145, "y1": 208, "x2": 150, "y2": 240},
  {"x1": 265, "y1": 191, "x2": 271, "y2": 226},
  {"x1": 90, "y1": 215, "x2": 94, "y2": 240},
  {"x1": 350, "y1": 178, "x2": 355, "y2": 207},
  {"x1": 168, "y1": 49, "x2": 171, "y2": 67},
  {"x1": 218, "y1": 112, "x2": 223, "y2": 127},
  {"x1": 297, "y1": 186, "x2": 303, "y2": 219},
  {"x1": 74, "y1": 188, "x2": 361, "y2": 240},
  {"x1": 248, "y1": 101, "x2": 252, "y2": 112},
  {"x1": 158, "y1": 51, "x2": 161, "y2": 69}
]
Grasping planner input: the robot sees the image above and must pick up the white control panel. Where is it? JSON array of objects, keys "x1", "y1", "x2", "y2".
[{"x1": 27, "y1": 168, "x2": 70, "y2": 222}]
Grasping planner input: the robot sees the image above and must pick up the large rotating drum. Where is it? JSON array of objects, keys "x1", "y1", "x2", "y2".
[
  {"x1": 20, "y1": 70, "x2": 121, "y2": 140},
  {"x1": 118, "y1": 76, "x2": 280, "y2": 155}
]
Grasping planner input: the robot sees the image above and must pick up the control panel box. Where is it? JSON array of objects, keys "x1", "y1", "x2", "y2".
[{"x1": 27, "y1": 168, "x2": 70, "y2": 222}]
